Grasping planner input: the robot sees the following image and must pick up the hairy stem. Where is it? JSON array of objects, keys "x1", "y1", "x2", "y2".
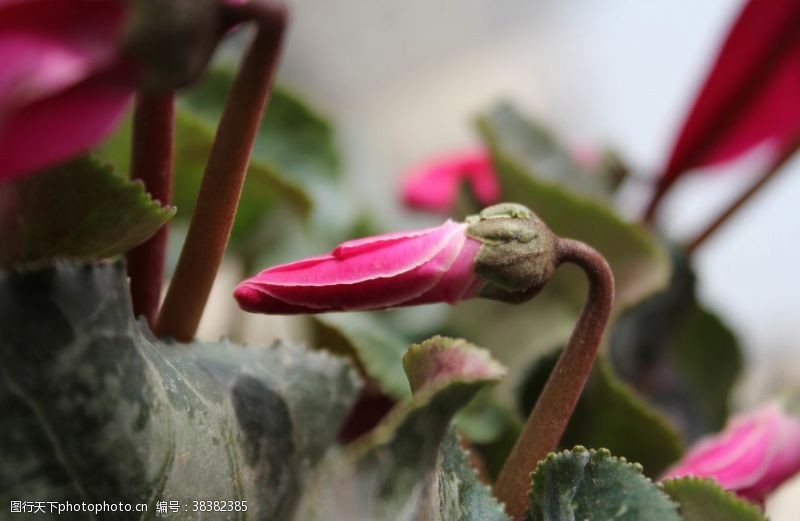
[
  {"x1": 156, "y1": 2, "x2": 287, "y2": 341},
  {"x1": 685, "y1": 147, "x2": 795, "y2": 253},
  {"x1": 127, "y1": 92, "x2": 175, "y2": 330},
  {"x1": 494, "y1": 238, "x2": 614, "y2": 520}
]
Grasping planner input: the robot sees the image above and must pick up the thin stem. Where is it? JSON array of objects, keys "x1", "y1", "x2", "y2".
[
  {"x1": 127, "y1": 92, "x2": 175, "y2": 329},
  {"x1": 155, "y1": 2, "x2": 287, "y2": 341},
  {"x1": 685, "y1": 147, "x2": 795, "y2": 254},
  {"x1": 494, "y1": 238, "x2": 614, "y2": 520},
  {"x1": 642, "y1": 178, "x2": 671, "y2": 225}
]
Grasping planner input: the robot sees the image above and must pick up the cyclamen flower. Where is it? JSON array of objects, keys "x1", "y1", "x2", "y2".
[
  {"x1": 235, "y1": 203, "x2": 559, "y2": 314},
  {"x1": 401, "y1": 148, "x2": 500, "y2": 213},
  {"x1": 0, "y1": 0, "x2": 135, "y2": 179},
  {"x1": 662, "y1": 401, "x2": 800, "y2": 503}
]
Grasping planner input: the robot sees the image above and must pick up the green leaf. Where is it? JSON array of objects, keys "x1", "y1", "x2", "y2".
[
  {"x1": 0, "y1": 261, "x2": 360, "y2": 519},
  {"x1": 0, "y1": 156, "x2": 174, "y2": 268},
  {"x1": 97, "y1": 69, "x2": 341, "y2": 261},
  {"x1": 312, "y1": 312, "x2": 412, "y2": 399},
  {"x1": 295, "y1": 336, "x2": 507, "y2": 520},
  {"x1": 526, "y1": 447, "x2": 681, "y2": 521},
  {"x1": 520, "y1": 353, "x2": 683, "y2": 477},
  {"x1": 610, "y1": 252, "x2": 743, "y2": 440},
  {"x1": 661, "y1": 477, "x2": 766, "y2": 521},
  {"x1": 477, "y1": 102, "x2": 670, "y2": 310}
]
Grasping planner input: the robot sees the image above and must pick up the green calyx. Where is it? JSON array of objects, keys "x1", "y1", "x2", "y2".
[{"x1": 466, "y1": 203, "x2": 559, "y2": 304}]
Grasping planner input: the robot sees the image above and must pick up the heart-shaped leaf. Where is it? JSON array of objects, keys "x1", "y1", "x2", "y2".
[
  {"x1": 295, "y1": 336, "x2": 507, "y2": 520},
  {"x1": 526, "y1": 447, "x2": 681, "y2": 521},
  {"x1": 661, "y1": 477, "x2": 766, "y2": 521},
  {"x1": 0, "y1": 156, "x2": 174, "y2": 268},
  {"x1": 0, "y1": 261, "x2": 360, "y2": 519}
]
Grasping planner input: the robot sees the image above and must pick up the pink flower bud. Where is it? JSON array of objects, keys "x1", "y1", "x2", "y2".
[
  {"x1": 0, "y1": 0, "x2": 135, "y2": 179},
  {"x1": 235, "y1": 203, "x2": 560, "y2": 314},
  {"x1": 662, "y1": 401, "x2": 800, "y2": 503},
  {"x1": 400, "y1": 148, "x2": 500, "y2": 213}
]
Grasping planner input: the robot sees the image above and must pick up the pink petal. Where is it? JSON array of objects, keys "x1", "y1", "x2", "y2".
[
  {"x1": 662, "y1": 402, "x2": 800, "y2": 503},
  {"x1": 0, "y1": 64, "x2": 133, "y2": 179},
  {"x1": 401, "y1": 148, "x2": 500, "y2": 213},
  {"x1": 656, "y1": 0, "x2": 800, "y2": 193},
  {"x1": 235, "y1": 221, "x2": 484, "y2": 314}
]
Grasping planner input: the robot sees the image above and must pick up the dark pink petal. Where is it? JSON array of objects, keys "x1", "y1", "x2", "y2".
[
  {"x1": 235, "y1": 220, "x2": 484, "y2": 314},
  {"x1": 0, "y1": 0, "x2": 132, "y2": 179},
  {"x1": 401, "y1": 148, "x2": 500, "y2": 213},
  {"x1": 662, "y1": 402, "x2": 800, "y2": 503},
  {"x1": 657, "y1": 0, "x2": 800, "y2": 192}
]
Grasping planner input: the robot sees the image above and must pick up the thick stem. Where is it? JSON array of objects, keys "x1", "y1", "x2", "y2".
[
  {"x1": 127, "y1": 92, "x2": 175, "y2": 329},
  {"x1": 155, "y1": 3, "x2": 287, "y2": 341},
  {"x1": 685, "y1": 147, "x2": 795, "y2": 254},
  {"x1": 494, "y1": 238, "x2": 615, "y2": 520}
]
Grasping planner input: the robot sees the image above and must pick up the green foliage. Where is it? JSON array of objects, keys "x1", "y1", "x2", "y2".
[
  {"x1": 526, "y1": 447, "x2": 681, "y2": 521},
  {"x1": 0, "y1": 156, "x2": 174, "y2": 267},
  {"x1": 610, "y1": 252, "x2": 742, "y2": 440},
  {"x1": 0, "y1": 262, "x2": 360, "y2": 519},
  {"x1": 520, "y1": 352, "x2": 683, "y2": 477},
  {"x1": 98, "y1": 69, "x2": 341, "y2": 263},
  {"x1": 295, "y1": 336, "x2": 508, "y2": 520},
  {"x1": 661, "y1": 478, "x2": 766, "y2": 521}
]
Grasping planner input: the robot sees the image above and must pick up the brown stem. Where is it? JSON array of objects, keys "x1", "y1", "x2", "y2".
[
  {"x1": 685, "y1": 147, "x2": 795, "y2": 254},
  {"x1": 127, "y1": 92, "x2": 175, "y2": 329},
  {"x1": 494, "y1": 238, "x2": 615, "y2": 520},
  {"x1": 642, "y1": 178, "x2": 671, "y2": 225},
  {"x1": 155, "y1": 2, "x2": 287, "y2": 341}
]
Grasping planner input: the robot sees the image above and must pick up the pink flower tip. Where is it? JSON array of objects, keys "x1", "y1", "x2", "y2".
[
  {"x1": 661, "y1": 401, "x2": 800, "y2": 503},
  {"x1": 400, "y1": 148, "x2": 500, "y2": 213}
]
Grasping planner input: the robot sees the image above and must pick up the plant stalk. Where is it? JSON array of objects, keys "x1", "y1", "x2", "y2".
[
  {"x1": 494, "y1": 238, "x2": 614, "y2": 520},
  {"x1": 127, "y1": 92, "x2": 175, "y2": 329},
  {"x1": 156, "y1": 2, "x2": 287, "y2": 341},
  {"x1": 685, "y1": 146, "x2": 796, "y2": 253}
]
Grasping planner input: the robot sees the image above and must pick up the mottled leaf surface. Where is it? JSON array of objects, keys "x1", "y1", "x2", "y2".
[
  {"x1": 0, "y1": 156, "x2": 174, "y2": 267},
  {"x1": 526, "y1": 447, "x2": 681, "y2": 521},
  {"x1": 520, "y1": 352, "x2": 683, "y2": 477},
  {"x1": 661, "y1": 477, "x2": 765, "y2": 521},
  {"x1": 0, "y1": 262, "x2": 360, "y2": 520},
  {"x1": 296, "y1": 336, "x2": 507, "y2": 520}
]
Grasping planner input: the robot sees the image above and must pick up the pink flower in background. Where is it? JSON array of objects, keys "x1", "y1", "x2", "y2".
[
  {"x1": 235, "y1": 219, "x2": 484, "y2": 314},
  {"x1": 662, "y1": 402, "x2": 800, "y2": 503},
  {"x1": 0, "y1": 0, "x2": 135, "y2": 179},
  {"x1": 401, "y1": 148, "x2": 500, "y2": 213},
  {"x1": 646, "y1": 0, "x2": 800, "y2": 216}
]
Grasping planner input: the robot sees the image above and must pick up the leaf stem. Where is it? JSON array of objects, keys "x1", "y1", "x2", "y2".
[
  {"x1": 494, "y1": 238, "x2": 614, "y2": 520},
  {"x1": 127, "y1": 92, "x2": 175, "y2": 329},
  {"x1": 685, "y1": 147, "x2": 795, "y2": 254},
  {"x1": 155, "y1": 2, "x2": 287, "y2": 341}
]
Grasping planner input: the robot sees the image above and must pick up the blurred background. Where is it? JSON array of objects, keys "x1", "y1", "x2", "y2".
[{"x1": 199, "y1": 1, "x2": 800, "y2": 515}]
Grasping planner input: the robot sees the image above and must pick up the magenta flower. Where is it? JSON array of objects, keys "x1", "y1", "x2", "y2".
[
  {"x1": 235, "y1": 203, "x2": 559, "y2": 314},
  {"x1": 0, "y1": 0, "x2": 137, "y2": 179},
  {"x1": 400, "y1": 148, "x2": 500, "y2": 213},
  {"x1": 662, "y1": 401, "x2": 800, "y2": 503}
]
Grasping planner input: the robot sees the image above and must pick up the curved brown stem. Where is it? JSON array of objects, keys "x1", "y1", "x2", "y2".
[
  {"x1": 156, "y1": 2, "x2": 287, "y2": 341},
  {"x1": 494, "y1": 238, "x2": 615, "y2": 520},
  {"x1": 127, "y1": 92, "x2": 175, "y2": 329}
]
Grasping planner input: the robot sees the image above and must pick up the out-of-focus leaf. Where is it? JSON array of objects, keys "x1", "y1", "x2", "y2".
[
  {"x1": 98, "y1": 69, "x2": 341, "y2": 261},
  {"x1": 0, "y1": 261, "x2": 360, "y2": 520},
  {"x1": 312, "y1": 312, "x2": 411, "y2": 399},
  {"x1": 651, "y1": 0, "x2": 800, "y2": 203},
  {"x1": 0, "y1": 156, "x2": 174, "y2": 267},
  {"x1": 295, "y1": 336, "x2": 508, "y2": 520},
  {"x1": 661, "y1": 477, "x2": 766, "y2": 521},
  {"x1": 525, "y1": 447, "x2": 681, "y2": 521},
  {"x1": 477, "y1": 103, "x2": 670, "y2": 310},
  {"x1": 520, "y1": 352, "x2": 683, "y2": 477},
  {"x1": 610, "y1": 253, "x2": 742, "y2": 441}
]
